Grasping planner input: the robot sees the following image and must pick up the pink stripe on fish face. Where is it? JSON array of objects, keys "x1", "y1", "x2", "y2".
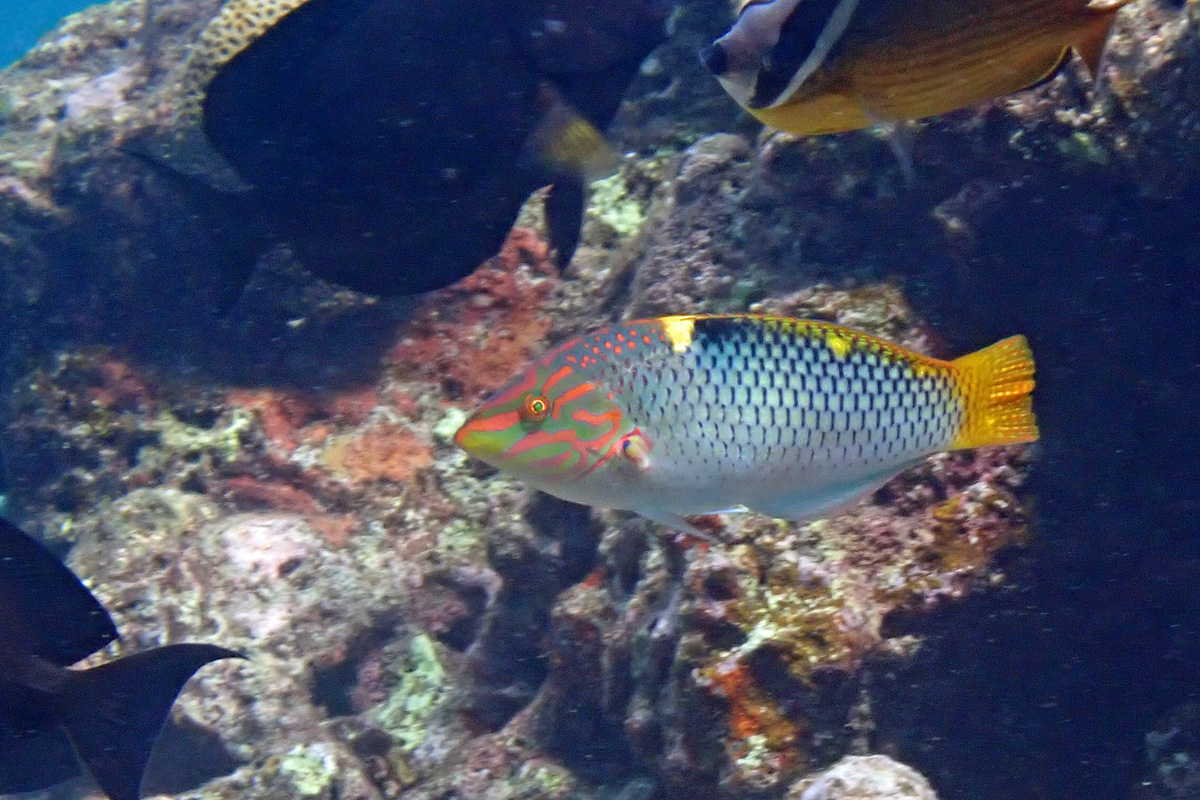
[{"x1": 457, "y1": 343, "x2": 635, "y2": 483}]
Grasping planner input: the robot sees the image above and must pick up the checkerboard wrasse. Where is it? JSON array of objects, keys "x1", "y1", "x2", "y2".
[
  {"x1": 456, "y1": 315, "x2": 1037, "y2": 535},
  {"x1": 701, "y1": 0, "x2": 1138, "y2": 136}
]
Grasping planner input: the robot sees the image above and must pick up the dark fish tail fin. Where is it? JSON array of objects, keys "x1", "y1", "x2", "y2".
[
  {"x1": 58, "y1": 644, "x2": 242, "y2": 800},
  {"x1": 1074, "y1": 1, "x2": 1135, "y2": 75},
  {"x1": 0, "y1": 518, "x2": 118, "y2": 665}
]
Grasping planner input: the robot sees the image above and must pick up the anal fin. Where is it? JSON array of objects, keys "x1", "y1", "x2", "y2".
[
  {"x1": 747, "y1": 467, "x2": 915, "y2": 522},
  {"x1": 60, "y1": 644, "x2": 243, "y2": 800}
]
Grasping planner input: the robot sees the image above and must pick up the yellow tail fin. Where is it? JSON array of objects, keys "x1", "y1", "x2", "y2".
[
  {"x1": 526, "y1": 90, "x2": 619, "y2": 181},
  {"x1": 949, "y1": 335, "x2": 1038, "y2": 450}
]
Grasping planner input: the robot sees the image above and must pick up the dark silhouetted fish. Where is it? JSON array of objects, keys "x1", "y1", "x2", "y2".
[
  {"x1": 0, "y1": 517, "x2": 240, "y2": 800},
  {"x1": 146, "y1": 0, "x2": 669, "y2": 298},
  {"x1": 702, "y1": 0, "x2": 1136, "y2": 136}
]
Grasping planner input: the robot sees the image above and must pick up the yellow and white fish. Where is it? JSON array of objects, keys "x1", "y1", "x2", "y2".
[
  {"x1": 456, "y1": 315, "x2": 1037, "y2": 534},
  {"x1": 702, "y1": 0, "x2": 1135, "y2": 136}
]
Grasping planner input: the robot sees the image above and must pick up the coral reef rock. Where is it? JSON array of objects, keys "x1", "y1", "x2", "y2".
[
  {"x1": 2, "y1": 2, "x2": 1200, "y2": 800},
  {"x1": 788, "y1": 756, "x2": 939, "y2": 800}
]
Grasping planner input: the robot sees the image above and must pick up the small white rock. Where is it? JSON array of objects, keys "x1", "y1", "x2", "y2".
[{"x1": 788, "y1": 755, "x2": 939, "y2": 800}]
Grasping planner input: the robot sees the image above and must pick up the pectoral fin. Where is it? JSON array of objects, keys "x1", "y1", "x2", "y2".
[
  {"x1": 637, "y1": 509, "x2": 720, "y2": 542},
  {"x1": 1020, "y1": 48, "x2": 1073, "y2": 92},
  {"x1": 122, "y1": 145, "x2": 270, "y2": 314},
  {"x1": 525, "y1": 90, "x2": 620, "y2": 180}
]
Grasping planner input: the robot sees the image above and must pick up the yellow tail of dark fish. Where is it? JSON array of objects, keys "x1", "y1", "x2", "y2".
[
  {"x1": 527, "y1": 95, "x2": 620, "y2": 180},
  {"x1": 950, "y1": 335, "x2": 1038, "y2": 449}
]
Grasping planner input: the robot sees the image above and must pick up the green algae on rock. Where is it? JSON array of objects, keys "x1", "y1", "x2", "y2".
[
  {"x1": 276, "y1": 744, "x2": 339, "y2": 799},
  {"x1": 371, "y1": 634, "x2": 453, "y2": 753}
]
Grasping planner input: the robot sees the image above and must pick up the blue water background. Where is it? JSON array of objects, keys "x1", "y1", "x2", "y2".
[{"x1": 0, "y1": 0, "x2": 98, "y2": 68}]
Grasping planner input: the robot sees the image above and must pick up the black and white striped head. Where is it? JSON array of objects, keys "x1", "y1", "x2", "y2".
[{"x1": 701, "y1": 0, "x2": 860, "y2": 110}]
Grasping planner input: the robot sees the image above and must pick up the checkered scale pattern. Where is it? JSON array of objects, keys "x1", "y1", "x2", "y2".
[{"x1": 595, "y1": 316, "x2": 964, "y2": 485}]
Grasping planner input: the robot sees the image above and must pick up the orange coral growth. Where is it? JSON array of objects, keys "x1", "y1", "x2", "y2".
[
  {"x1": 327, "y1": 386, "x2": 379, "y2": 426},
  {"x1": 492, "y1": 227, "x2": 551, "y2": 287},
  {"x1": 227, "y1": 385, "x2": 382, "y2": 452},
  {"x1": 384, "y1": 389, "x2": 420, "y2": 417},
  {"x1": 455, "y1": 311, "x2": 553, "y2": 397},
  {"x1": 309, "y1": 514, "x2": 358, "y2": 548},
  {"x1": 705, "y1": 657, "x2": 801, "y2": 752},
  {"x1": 322, "y1": 422, "x2": 433, "y2": 484},
  {"x1": 227, "y1": 389, "x2": 318, "y2": 453},
  {"x1": 225, "y1": 476, "x2": 323, "y2": 515},
  {"x1": 297, "y1": 421, "x2": 336, "y2": 446},
  {"x1": 580, "y1": 567, "x2": 607, "y2": 589},
  {"x1": 87, "y1": 356, "x2": 154, "y2": 411}
]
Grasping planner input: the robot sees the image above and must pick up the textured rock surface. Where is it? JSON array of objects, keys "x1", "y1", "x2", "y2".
[
  {"x1": 2, "y1": 2, "x2": 1199, "y2": 800},
  {"x1": 787, "y1": 756, "x2": 939, "y2": 800}
]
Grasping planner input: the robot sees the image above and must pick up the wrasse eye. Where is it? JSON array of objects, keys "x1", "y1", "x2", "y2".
[{"x1": 520, "y1": 394, "x2": 550, "y2": 423}]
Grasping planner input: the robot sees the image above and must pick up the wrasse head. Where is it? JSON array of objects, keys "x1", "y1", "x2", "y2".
[{"x1": 455, "y1": 358, "x2": 636, "y2": 489}]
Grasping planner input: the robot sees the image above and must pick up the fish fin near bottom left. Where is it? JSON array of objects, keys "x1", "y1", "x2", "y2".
[
  {"x1": 58, "y1": 644, "x2": 243, "y2": 800},
  {"x1": 0, "y1": 721, "x2": 83, "y2": 795},
  {"x1": 0, "y1": 517, "x2": 118, "y2": 664},
  {"x1": 861, "y1": 105, "x2": 916, "y2": 188}
]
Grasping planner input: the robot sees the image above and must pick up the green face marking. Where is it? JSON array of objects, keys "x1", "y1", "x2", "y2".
[{"x1": 455, "y1": 357, "x2": 635, "y2": 486}]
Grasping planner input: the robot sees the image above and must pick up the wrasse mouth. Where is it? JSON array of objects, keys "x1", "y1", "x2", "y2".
[{"x1": 454, "y1": 419, "x2": 501, "y2": 460}]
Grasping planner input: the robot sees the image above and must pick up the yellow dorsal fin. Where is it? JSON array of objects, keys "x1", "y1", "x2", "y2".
[{"x1": 950, "y1": 335, "x2": 1038, "y2": 450}]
